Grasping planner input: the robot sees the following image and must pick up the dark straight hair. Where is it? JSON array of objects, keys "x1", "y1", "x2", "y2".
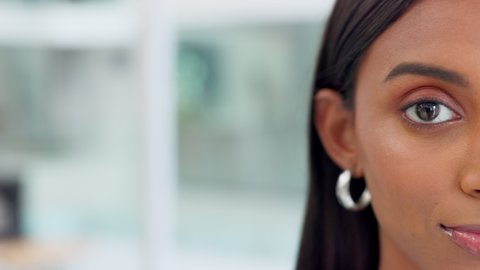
[{"x1": 296, "y1": 1, "x2": 415, "y2": 270}]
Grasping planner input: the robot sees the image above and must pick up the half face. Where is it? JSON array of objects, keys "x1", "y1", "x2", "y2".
[{"x1": 354, "y1": 0, "x2": 480, "y2": 269}]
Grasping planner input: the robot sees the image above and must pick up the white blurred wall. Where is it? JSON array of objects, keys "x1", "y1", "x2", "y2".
[{"x1": 0, "y1": 0, "x2": 333, "y2": 269}]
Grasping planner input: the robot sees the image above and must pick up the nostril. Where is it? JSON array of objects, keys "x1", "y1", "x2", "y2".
[
  {"x1": 459, "y1": 173, "x2": 480, "y2": 199},
  {"x1": 470, "y1": 189, "x2": 480, "y2": 199}
]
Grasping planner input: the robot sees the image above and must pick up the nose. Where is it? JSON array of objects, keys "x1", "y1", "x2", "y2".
[{"x1": 460, "y1": 169, "x2": 480, "y2": 199}]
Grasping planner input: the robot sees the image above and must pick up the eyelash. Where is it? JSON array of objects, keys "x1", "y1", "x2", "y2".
[{"x1": 400, "y1": 97, "x2": 461, "y2": 130}]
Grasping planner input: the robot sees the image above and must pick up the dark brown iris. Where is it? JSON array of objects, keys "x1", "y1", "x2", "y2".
[{"x1": 416, "y1": 102, "x2": 440, "y2": 121}]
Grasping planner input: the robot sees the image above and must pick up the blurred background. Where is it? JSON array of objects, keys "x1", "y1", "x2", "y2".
[{"x1": 0, "y1": 0, "x2": 333, "y2": 269}]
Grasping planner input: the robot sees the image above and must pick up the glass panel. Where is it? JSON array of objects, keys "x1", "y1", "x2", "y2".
[
  {"x1": 0, "y1": 47, "x2": 143, "y2": 270},
  {"x1": 177, "y1": 22, "x2": 323, "y2": 269}
]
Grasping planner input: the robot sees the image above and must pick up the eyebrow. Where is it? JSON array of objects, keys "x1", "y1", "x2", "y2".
[{"x1": 384, "y1": 62, "x2": 469, "y2": 88}]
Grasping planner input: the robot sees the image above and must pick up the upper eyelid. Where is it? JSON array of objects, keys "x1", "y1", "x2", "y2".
[
  {"x1": 397, "y1": 85, "x2": 466, "y2": 114},
  {"x1": 400, "y1": 97, "x2": 451, "y2": 111}
]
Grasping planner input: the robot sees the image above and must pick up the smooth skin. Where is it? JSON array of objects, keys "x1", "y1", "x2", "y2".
[{"x1": 315, "y1": 1, "x2": 480, "y2": 269}]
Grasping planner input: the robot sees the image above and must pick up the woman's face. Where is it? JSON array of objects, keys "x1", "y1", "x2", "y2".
[{"x1": 354, "y1": 0, "x2": 480, "y2": 269}]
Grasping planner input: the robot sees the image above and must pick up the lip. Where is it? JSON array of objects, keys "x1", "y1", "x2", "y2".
[{"x1": 441, "y1": 224, "x2": 480, "y2": 256}]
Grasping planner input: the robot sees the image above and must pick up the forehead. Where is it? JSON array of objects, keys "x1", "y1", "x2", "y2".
[{"x1": 356, "y1": 0, "x2": 480, "y2": 87}]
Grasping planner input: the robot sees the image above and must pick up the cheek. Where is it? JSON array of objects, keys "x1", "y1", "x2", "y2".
[{"x1": 354, "y1": 104, "x2": 462, "y2": 234}]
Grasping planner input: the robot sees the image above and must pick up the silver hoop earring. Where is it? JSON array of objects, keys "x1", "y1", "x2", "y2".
[{"x1": 336, "y1": 170, "x2": 371, "y2": 211}]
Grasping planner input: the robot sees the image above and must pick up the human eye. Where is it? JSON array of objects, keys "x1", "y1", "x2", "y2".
[{"x1": 403, "y1": 100, "x2": 459, "y2": 125}]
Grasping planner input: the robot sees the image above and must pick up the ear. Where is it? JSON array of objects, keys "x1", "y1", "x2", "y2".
[{"x1": 313, "y1": 89, "x2": 362, "y2": 177}]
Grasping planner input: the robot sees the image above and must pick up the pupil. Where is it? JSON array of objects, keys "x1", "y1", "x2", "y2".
[{"x1": 416, "y1": 102, "x2": 440, "y2": 121}]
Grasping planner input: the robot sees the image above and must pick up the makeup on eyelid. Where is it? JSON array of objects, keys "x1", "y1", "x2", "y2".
[{"x1": 397, "y1": 87, "x2": 464, "y2": 116}]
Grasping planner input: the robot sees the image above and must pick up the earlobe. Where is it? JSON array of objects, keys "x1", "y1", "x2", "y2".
[{"x1": 313, "y1": 89, "x2": 360, "y2": 173}]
